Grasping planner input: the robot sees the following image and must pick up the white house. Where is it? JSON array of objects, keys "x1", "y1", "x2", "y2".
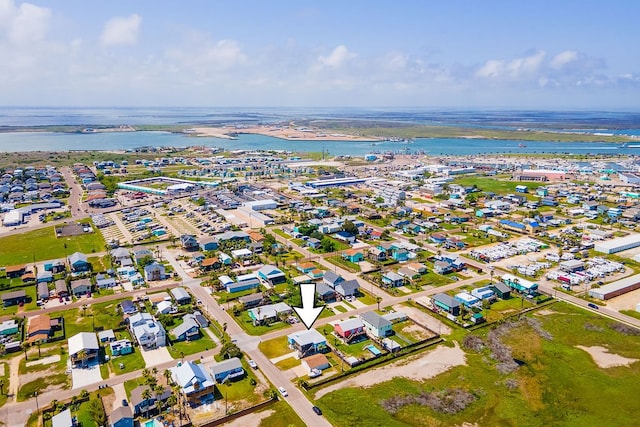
[{"x1": 128, "y1": 312, "x2": 166, "y2": 349}]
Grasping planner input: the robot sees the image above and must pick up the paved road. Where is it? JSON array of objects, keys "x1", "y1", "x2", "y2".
[
  {"x1": 60, "y1": 166, "x2": 86, "y2": 217},
  {"x1": 163, "y1": 252, "x2": 333, "y2": 427}
]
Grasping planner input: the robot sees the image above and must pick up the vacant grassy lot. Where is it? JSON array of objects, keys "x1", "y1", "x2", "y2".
[
  {"x1": 258, "y1": 335, "x2": 291, "y2": 359},
  {"x1": 234, "y1": 311, "x2": 290, "y2": 336},
  {"x1": 167, "y1": 332, "x2": 216, "y2": 358},
  {"x1": 316, "y1": 302, "x2": 640, "y2": 427},
  {"x1": 0, "y1": 225, "x2": 105, "y2": 265},
  {"x1": 258, "y1": 400, "x2": 305, "y2": 427},
  {"x1": 453, "y1": 176, "x2": 544, "y2": 197}
]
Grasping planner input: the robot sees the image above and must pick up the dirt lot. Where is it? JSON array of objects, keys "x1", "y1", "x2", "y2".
[
  {"x1": 602, "y1": 287, "x2": 640, "y2": 311},
  {"x1": 393, "y1": 304, "x2": 452, "y2": 335},
  {"x1": 314, "y1": 343, "x2": 466, "y2": 399},
  {"x1": 576, "y1": 345, "x2": 638, "y2": 368}
]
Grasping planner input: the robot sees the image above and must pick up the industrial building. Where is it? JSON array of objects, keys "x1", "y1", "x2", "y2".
[
  {"x1": 588, "y1": 274, "x2": 640, "y2": 300},
  {"x1": 594, "y1": 234, "x2": 640, "y2": 254}
]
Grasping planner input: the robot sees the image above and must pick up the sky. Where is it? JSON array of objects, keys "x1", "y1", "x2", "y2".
[{"x1": 1, "y1": 0, "x2": 639, "y2": 109}]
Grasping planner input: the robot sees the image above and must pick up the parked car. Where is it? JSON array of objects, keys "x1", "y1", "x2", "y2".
[
  {"x1": 248, "y1": 359, "x2": 257, "y2": 369},
  {"x1": 278, "y1": 386, "x2": 288, "y2": 397},
  {"x1": 312, "y1": 406, "x2": 323, "y2": 415},
  {"x1": 122, "y1": 399, "x2": 128, "y2": 407}
]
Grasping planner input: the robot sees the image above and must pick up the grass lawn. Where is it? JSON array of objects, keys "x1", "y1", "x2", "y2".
[
  {"x1": 18, "y1": 373, "x2": 69, "y2": 401},
  {"x1": 484, "y1": 297, "x2": 535, "y2": 322},
  {"x1": 620, "y1": 310, "x2": 640, "y2": 321},
  {"x1": 333, "y1": 305, "x2": 347, "y2": 313},
  {"x1": 88, "y1": 256, "x2": 110, "y2": 272},
  {"x1": 325, "y1": 256, "x2": 361, "y2": 272},
  {"x1": 414, "y1": 271, "x2": 455, "y2": 287},
  {"x1": 453, "y1": 176, "x2": 545, "y2": 196},
  {"x1": 63, "y1": 299, "x2": 126, "y2": 338},
  {"x1": 234, "y1": 311, "x2": 290, "y2": 336},
  {"x1": 271, "y1": 228, "x2": 289, "y2": 239},
  {"x1": 19, "y1": 347, "x2": 67, "y2": 374},
  {"x1": 0, "y1": 361, "x2": 9, "y2": 407},
  {"x1": 0, "y1": 224, "x2": 105, "y2": 265},
  {"x1": 258, "y1": 400, "x2": 305, "y2": 427},
  {"x1": 109, "y1": 349, "x2": 146, "y2": 375},
  {"x1": 214, "y1": 373, "x2": 261, "y2": 404},
  {"x1": 275, "y1": 356, "x2": 300, "y2": 371},
  {"x1": 123, "y1": 377, "x2": 148, "y2": 397},
  {"x1": 168, "y1": 334, "x2": 216, "y2": 358},
  {"x1": 317, "y1": 302, "x2": 640, "y2": 427},
  {"x1": 258, "y1": 335, "x2": 291, "y2": 359},
  {"x1": 335, "y1": 337, "x2": 375, "y2": 359},
  {"x1": 357, "y1": 290, "x2": 378, "y2": 306}
]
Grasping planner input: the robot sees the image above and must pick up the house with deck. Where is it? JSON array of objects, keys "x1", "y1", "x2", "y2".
[
  {"x1": 334, "y1": 318, "x2": 365, "y2": 343},
  {"x1": 209, "y1": 357, "x2": 245, "y2": 383},
  {"x1": 287, "y1": 329, "x2": 328, "y2": 358}
]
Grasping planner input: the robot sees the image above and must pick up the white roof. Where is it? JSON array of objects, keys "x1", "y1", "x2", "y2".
[
  {"x1": 52, "y1": 408, "x2": 72, "y2": 427},
  {"x1": 594, "y1": 233, "x2": 640, "y2": 251},
  {"x1": 68, "y1": 332, "x2": 99, "y2": 356}
]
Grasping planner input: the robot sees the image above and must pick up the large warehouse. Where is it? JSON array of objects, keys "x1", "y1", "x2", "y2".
[
  {"x1": 594, "y1": 234, "x2": 640, "y2": 254},
  {"x1": 588, "y1": 274, "x2": 640, "y2": 300}
]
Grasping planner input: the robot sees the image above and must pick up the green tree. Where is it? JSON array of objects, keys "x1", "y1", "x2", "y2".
[
  {"x1": 88, "y1": 398, "x2": 106, "y2": 426},
  {"x1": 220, "y1": 341, "x2": 242, "y2": 359},
  {"x1": 341, "y1": 220, "x2": 359, "y2": 235},
  {"x1": 320, "y1": 237, "x2": 336, "y2": 253},
  {"x1": 142, "y1": 388, "x2": 153, "y2": 419}
]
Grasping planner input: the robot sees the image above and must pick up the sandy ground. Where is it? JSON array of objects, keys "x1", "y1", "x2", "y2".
[
  {"x1": 576, "y1": 345, "x2": 638, "y2": 368},
  {"x1": 314, "y1": 343, "x2": 466, "y2": 399},
  {"x1": 393, "y1": 304, "x2": 452, "y2": 335},
  {"x1": 190, "y1": 125, "x2": 379, "y2": 141},
  {"x1": 221, "y1": 409, "x2": 275, "y2": 427},
  {"x1": 602, "y1": 287, "x2": 640, "y2": 312}
]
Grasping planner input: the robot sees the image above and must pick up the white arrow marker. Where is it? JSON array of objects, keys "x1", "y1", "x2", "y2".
[{"x1": 293, "y1": 283, "x2": 324, "y2": 329}]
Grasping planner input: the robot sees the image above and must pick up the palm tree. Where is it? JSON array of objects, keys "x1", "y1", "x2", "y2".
[
  {"x1": 142, "y1": 388, "x2": 153, "y2": 419},
  {"x1": 376, "y1": 296, "x2": 382, "y2": 311},
  {"x1": 163, "y1": 368, "x2": 172, "y2": 386},
  {"x1": 153, "y1": 384, "x2": 164, "y2": 411},
  {"x1": 76, "y1": 350, "x2": 87, "y2": 368},
  {"x1": 166, "y1": 394, "x2": 177, "y2": 416}
]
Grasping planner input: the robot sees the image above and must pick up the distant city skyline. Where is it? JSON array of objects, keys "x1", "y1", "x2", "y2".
[{"x1": 1, "y1": 0, "x2": 639, "y2": 109}]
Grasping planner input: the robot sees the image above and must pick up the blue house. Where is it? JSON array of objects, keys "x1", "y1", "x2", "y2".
[
  {"x1": 209, "y1": 357, "x2": 245, "y2": 383},
  {"x1": 257, "y1": 265, "x2": 287, "y2": 285},
  {"x1": 199, "y1": 237, "x2": 218, "y2": 251},
  {"x1": 68, "y1": 252, "x2": 90, "y2": 272},
  {"x1": 382, "y1": 271, "x2": 404, "y2": 287},
  {"x1": 391, "y1": 247, "x2": 409, "y2": 262},
  {"x1": 432, "y1": 293, "x2": 461, "y2": 316},
  {"x1": 110, "y1": 406, "x2": 133, "y2": 427},
  {"x1": 287, "y1": 329, "x2": 328, "y2": 358},
  {"x1": 307, "y1": 238, "x2": 322, "y2": 249},
  {"x1": 342, "y1": 249, "x2": 364, "y2": 263}
]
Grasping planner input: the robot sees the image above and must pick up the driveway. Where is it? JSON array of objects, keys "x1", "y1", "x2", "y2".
[
  {"x1": 140, "y1": 346, "x2": 173, "y2": 367},
  {"x1": 71, "y1": 363, "x2": 103, "y2": 389},
  {"x1": 111, "y1": 383, "x2": 128, "y2": 410}
]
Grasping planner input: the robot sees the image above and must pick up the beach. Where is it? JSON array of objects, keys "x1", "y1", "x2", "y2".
[{"x1": 191, "y1": 124, "x2": 380, "y2": 142}]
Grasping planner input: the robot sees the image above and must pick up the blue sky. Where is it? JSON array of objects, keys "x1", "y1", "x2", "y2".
[{"x1": 1, "y1": 0, "x2": 639, "y2": 108}]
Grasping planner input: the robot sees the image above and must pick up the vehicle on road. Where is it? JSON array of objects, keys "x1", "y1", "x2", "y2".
[
  {"x1": 278, "y1": 386, "x2": 288, "y2": 397},
  {"x1": 313, "y1": 406, "x2": 323, "y2": 415},
  {"x1": 122, "y1": 399, "x2": 128, "y2": 407},
  {"x1": 587, "y1": 303, "x2": 599, "y2": 310},
  {"x1": 248, "y1": 359, "x2": 257, "y2": 369}
]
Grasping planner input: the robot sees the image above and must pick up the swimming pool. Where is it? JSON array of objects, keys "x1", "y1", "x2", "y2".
[
  {"x1": 366, "y1": 345, "x2": 382, "y2": 356},
  {"x1": 144, "y1": 420, "x2": 163, "y2": 427}
]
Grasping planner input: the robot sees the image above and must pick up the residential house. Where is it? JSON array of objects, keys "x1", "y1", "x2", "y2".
[
  {"x1": 490, "y1": 282, "x2": 511, "y2": 299},
  {"x1": 156, "y1": 300, "x2": 174, "y2": 315},
  {"x1": 334, "y1": 231, "x2": 356, "y2": 244},
  {"x1": 171, "y1": 361, "x2": 216, "y2": 405},
  {"x1": 132, "y1": 247, "x2": 153, "y2": 265},
  {"x1": 36, "y1": 270, "x2": 53, "y2": 283},
  {"x1": 96, "y1": 273, "x2": 117, "y2": 289},
  {"x1": 257, "y1": 265, "x2": 287, "y2": 285},
  {"x1": 130, "y1": 385, "x2": 171, "y2": 417},
  {"x1": 71, "y1": 278, "x2": 92, "y2": 297},
  {"x1": 109, "y1": 406, "x2": 133, "y2": 427},
  {"x1": 360, "y1": 311, "x2": 393, "y2": 338},
  {"x1": 68, "y1": 332, "x2": 100, "y2": 367},
  {"x1": 431, "y1": 293, "x2": 461, "y2": 316},
  {"x1": 55, "y1": 280, "x2": 68, "y2": 297},
  {"x1": 68, "y1": 252, "x2": 91, "y2": 272},
  {"x1": 335, "y1": 279, "x2": 360, "y2": 299},
  {"x1": 128, "y1": 312, "x2": 166, "y2": 349},
  {"x1": 180, "y1": 234, "x2": 199, "y2": 251},
  {"x1": 120, "y1": 299, "x2": 138, "y2": 315},
  {"x1": 382, "y1": 271, "x2": 404, "y2": 288},
  {"x1": 144, "y1": 262, "x2": 166, "y2": 282},
  {"x1": 323, "y1": 271, "x2": 344, "y2": 289},
  {"x1": 98, "y1": 329, "x2": 116, "y2": 343},
  {"x1": 110, "y1": 247, "x2": 132, "y2": 266},
  {"x1": 342, "y1": 248, "x2": 364, "y2": 263},
  {"x1": 334, "y1": 318, "x2": 365, "y2": 342},
  {"x1": 248, "y1": 302, "x2": 292, "y2": 326},
  {"x1": 171, "y1": 314, "x2": 200, "y2": 342},
  {"x1": 226, "y1": 278, "x2": 260, "y2": 294},
  {"x1": 200, "y1": 257, "x2": 221, "y2": 271},
  {"x1": 367, "y1": 247, "x2": 386, "y2": 262},
  {"x1": 1, "y1": 289, "x2": 27, "y2": 307},
  {"x1": 4, "y1": 264, "x2": 25, "y2": 278},
  {"x1": 407, "y1": 262, "x2": 427, "y2": 274},
  {"x1": 171, "y1": 287, "x2": 192, "y2": 305},
  {"x1": 301, "y1": 353, "x2": 331, "y2": 373},
  {"x1": 110, "y1": 339, "x2": 133, "y2": 356},
  {"x1": 37, "y1": 282, "x2": 50, "y2": 301},
  {"x1": 198, "y1": 237, "x2": 218, "y2": 252},
  {"x1": 296, "y1": 262, "x2": 316, "y2": 275},
  {"x1": 306, "y1": 237, "x2": 321, "y2": 249},
  {"x1": 209, "y1": 357, "x2": 245, "y2": 383},
  {"x1": 287, "y1": 329, "x2": 328, "y2": 358},
  {"x1": 51, "y1": 408, "x2": 73, "y2": 427},
  {"x1": 315, "y1": 282, "x2": 336, "y2": 302},
  {"x1": 0, "y1": 319, "x2": 18, "y2": 336},
  {"x1": 434, "y1": 261, "x2": 453, "y2": 275},
  {"x1": 238, "y1": 293, "x2": 263, "y2": 309}
]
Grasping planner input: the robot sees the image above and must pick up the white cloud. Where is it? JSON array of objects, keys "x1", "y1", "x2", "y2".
[
  {"x1": 318, "y1": 45, "x2": 355, "y2": 68},
  {"x1": 0, "y1": 0, "x2": 50, "y2": 45},
  {"x1": 476, "y1": 50, "x2": 546, "y2": 80},
  {"x1": 550, "y1": 50, "x2": 578, "y2": 69},
  {"x1": 100, "y1": 14, "x2": 141, "y2": 46}
]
